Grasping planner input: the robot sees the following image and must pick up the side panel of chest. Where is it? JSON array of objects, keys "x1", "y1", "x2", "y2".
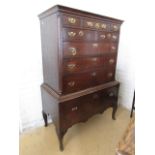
[{"x1": 40, "y1": 13, "x2": 62, "y2": 94}]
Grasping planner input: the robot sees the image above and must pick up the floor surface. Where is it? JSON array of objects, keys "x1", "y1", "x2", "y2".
[{"x1": 20, "y1": 106, "x2": 130, "y2": 155}]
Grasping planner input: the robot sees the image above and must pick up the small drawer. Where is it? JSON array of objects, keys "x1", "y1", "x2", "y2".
[
  {"x1": 110, "y1": 23, "x2": 120, "y2": 31},
  {"x1": 62, "y1": 15, "x2": 81, "y2": 27},
  {"x1": 83, "y1": 18, "x2": 109, "y2": 31},
  {"x1": 106, "y1": 32, "x2": 119, "y2": 42},
  {"x1": 63, "y1": 57, "x2": 104, "y2": 74},
  {"x1": 63, "y1": 28, "x2": 97, "y2": 41}
]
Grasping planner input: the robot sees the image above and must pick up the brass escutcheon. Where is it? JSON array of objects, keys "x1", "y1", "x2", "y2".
[
  {"x1": 69, "y1": 47, "x2": 77, "y2": 56},
  {"x1": 68, "y1": 81, "x2": 75, "y2": 87},
  {"x1": 95, "y1": 23, "x2": 100, "y2": 29}
]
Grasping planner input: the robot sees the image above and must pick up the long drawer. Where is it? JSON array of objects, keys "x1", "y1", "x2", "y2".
[
  {"x1": 63, "y1": 53, "x2": 117, "y2": 74},
  {"x1": 63, "y1": 42, "x2": 109, "y2": 57},
  {"x1": 60, "y1": 85, "x2": 119, "y2": 129},
  {"x1": 63, "y1": 68, "x2": 115, "y2": 94},
  {"x1": 63, "y1": 57, "x2": 104, "y2": 73}
]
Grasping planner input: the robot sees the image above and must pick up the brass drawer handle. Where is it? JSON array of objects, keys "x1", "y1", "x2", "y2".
[
  {"x1": 91, "y1": 72, "x2": 97, "y2": 76},
  {"x1": 100, "y1": 34, "x2": 106, "y2": 39},
  {"x1": 95, "y1": 23, "x2": 100, "y2": 29},
  {"x1": 111, "y1": 46, "x2": 116, "y2": 51},
  {"x1": 92, "y1": 43, "x2": 98, "y2": 47},
  {"x1": 107, "y1": 72, "x2": 113, "y2": 77},
  {"x1": 68, "y1": 17, "x2": 76, "y2": 24},
  {"x1": 68, "y1": 81, "x2": 75, "y2": 87},
  {"x1": 101, "y1": 23, "x2": 107, "y2": 29},
  {"x1": 69, "y1": 47, "x2": 77, "y2": 56},
  {"x1": 87, "y1": 21, "x2": 93, "y2": 27},
  {"x1": 109, "y1": 59, "x2": 115, "y2": 64},
  {"x1": 67, "y1": 63, "x2": 76, "y2": 69},
  {"x1": 71, "y1": 106, "x2": 78, "y2": 111},
  {"x1": 68, "y1": 32, "x2": 76, "y2": 37},
  {"x1": 113, "y1": 25, "x2": 119, "y2": 31},
  {"x1": 79, "y1": 30, "x2": 84, "y2": 36},
  {"x1": 112, "y1": 35, "x2": 117, "y2": 40}
]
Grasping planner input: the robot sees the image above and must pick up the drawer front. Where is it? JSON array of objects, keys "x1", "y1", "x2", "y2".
[
  {"x1": 63, "y1": 28, "x2": 97, "y2": 41},
  {"x1": 63, "y1": 28, "x2": 119, "y2": 42},
  {"x1": 98, "y1": 32, "x2": 119, "y2": 42},
  {"x1": 60, "y1": 99, "x2": 83, "y2": 128},
  {"x1": 83, "y1": 18, "x2": 109, "y2": 31},
  {"x1": 63, "y1": 57, "x2": 105, "y2": 74},
  {"x1": 63, "y1": 42, "x2": 100, "y2": 57},
  {"x1": 60, "y1": 85, "x2": 119, "y2": 129},
  {"x1": 60, "y1": 93, "x2": 100, "y2": 129},
  {"x1": 63, "y1": 42, "x2": 109, "y2": 57},
  {"x1": 63, "y1": 68, "x2": 107, "y2": 94},
  {"x1": 62, "y1": 15, "x2": 81, "y2": 27}
]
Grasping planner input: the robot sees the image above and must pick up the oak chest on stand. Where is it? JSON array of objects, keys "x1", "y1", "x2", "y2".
[{"x1": 38, "y1": 5, "x2": 123, "y2": 151}]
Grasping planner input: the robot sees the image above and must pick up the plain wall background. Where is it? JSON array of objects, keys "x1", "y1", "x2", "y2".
[{"x1": 18, "y1": 0, "x2": 135, "y2": 131}]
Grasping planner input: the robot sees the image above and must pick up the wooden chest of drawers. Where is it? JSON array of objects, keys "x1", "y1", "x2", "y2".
[{"x1": 38, "y1": 5, "x2": 123, "y2": 151}]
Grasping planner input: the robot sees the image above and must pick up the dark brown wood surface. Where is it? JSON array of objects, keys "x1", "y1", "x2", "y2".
[{"x1": 39, "y1": 5, "x2": 123, "y2": 151}]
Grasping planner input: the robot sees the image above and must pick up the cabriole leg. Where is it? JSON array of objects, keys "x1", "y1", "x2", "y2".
[
  {"x1": 42, "y1": 110, "x2": 48, "y2": 127},
  {"x1": 112, "y1": 103, "x2": 117, "y2": 120},
  {"x1": 56, "y1": 128, "x2": 67, "y2": 151}
]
